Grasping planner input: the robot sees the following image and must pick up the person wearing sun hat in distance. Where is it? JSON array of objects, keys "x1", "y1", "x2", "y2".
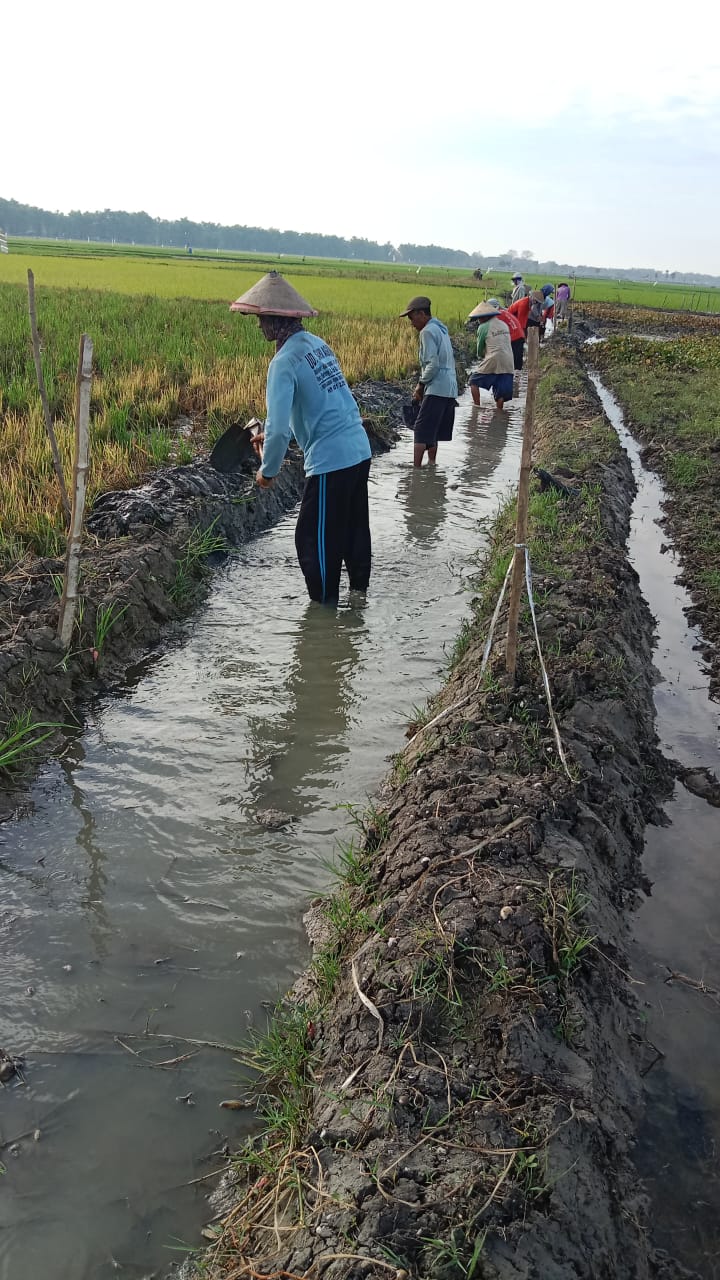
[
  {"x1": 230, "y1": 271, "x2": 372, "y2": 606},
  {"x1": 467, "y1": 301, "x2": 515, "y2": 410},
  {"x1": 510, "y1": 272, "x2": 529, "y2": 302},
  {"x1": 399, "y1": 295, "x2": 458, "y2": 468}
]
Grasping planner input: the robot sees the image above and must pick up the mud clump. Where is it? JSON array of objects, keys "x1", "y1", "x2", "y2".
[{"x1": 185, "y1": 350, "x2": 691, "y2": 1279}]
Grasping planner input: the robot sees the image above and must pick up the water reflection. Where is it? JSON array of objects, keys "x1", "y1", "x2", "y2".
[
  {"x1": 397, "y1": 466, "x2": 448, "y2": 545},
  {"x1": 458, "y1": 407, "x2": 510, "y2": 494},
  {"x1": 58, "y1": 740, "x2": 111, "y2": 959},
  {"x1": 247, "y1": 603, "x2": 365, "y2": 816}
]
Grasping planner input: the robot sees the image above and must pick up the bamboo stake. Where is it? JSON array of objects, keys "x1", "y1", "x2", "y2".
[
  {"x1": 58, "y1": 335, "x2": 93, "y2": 648},
  {"x1": 505, "y1": 325, "x2": 540, "y2": 676},
  {"x1": 27, "y1": 269, "x2": 72, "y2": 523}
]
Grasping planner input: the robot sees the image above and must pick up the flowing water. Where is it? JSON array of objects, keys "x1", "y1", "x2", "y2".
[
  {"x1": 591, "y1": 377, "x2": 720, "y2": 1278},
  {"x1": 0, "y1": 387, "x2": 524, "y2": 1280}
]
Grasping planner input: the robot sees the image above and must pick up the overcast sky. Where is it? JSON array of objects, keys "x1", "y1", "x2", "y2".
[{"x1": 5, "y1": 0, "x2": 719, "y2": 273}]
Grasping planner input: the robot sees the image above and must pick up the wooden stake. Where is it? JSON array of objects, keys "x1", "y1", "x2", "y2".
[
  {"x1": 505, "y1": 326, "x2": 540, "y2": 676},
  {"x1": 27, "y1": 269, "x2": 72, "y2": 524},
  {"x1": 58, "y1": 335, "x2": 93, "y2": 649}
]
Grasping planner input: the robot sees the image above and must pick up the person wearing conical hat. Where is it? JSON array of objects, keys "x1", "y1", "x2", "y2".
[
  {"x1": 230, "y1": 272, "x2": 372, "y2": 605},
  {"x1": 466, "y1": 301, "x2": 514, "y2": 410},
  {"x1": 485, "y1": 297, "x2": 526, "y2": 371}
]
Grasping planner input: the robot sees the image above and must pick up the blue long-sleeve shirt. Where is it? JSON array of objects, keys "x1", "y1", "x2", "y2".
[
  {"x1": 418, "y1": 318, "x2": 458, "y2": 398},
  {"x1": 259, "y1": 331, "x2": 371, "y2": 479}
]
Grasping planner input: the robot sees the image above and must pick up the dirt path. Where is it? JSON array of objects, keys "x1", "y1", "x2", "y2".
[{"x1": 185, "y1": 348, "x2": 691, "y2": 1280}]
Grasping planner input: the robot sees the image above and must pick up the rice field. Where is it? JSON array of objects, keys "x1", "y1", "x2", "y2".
[
  {"x1": 0, "y1": 247, "x2": 488, "y2": 318},
  {"x1": 4, "y1": 237, "x2": 719, "y2": 312},
  {"x1": 2, "y1": 241, "x2": 718, "y2": 570},
  {"x1": 0, "y1": 259, "x2": 474, "y2": 567}
]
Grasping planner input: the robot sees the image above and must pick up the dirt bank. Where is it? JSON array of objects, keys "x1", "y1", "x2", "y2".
[
  {"x1": 185, "y1": 345, "x2": 690, "y2": 1280},
  {"x1": 0, "y1": 380, "x2": 411, "y2": 819}
]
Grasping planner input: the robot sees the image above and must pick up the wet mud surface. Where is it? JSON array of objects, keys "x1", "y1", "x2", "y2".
[{"x1": 186, "y1": 350, "x2": 695, "y2": 1280}]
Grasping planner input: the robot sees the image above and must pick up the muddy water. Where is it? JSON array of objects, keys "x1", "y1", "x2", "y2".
[
  {"x1": 592, "y1": 377, "x2": 720, "y2": 1278},
  {"x1": 0, "y1": 388, "x2": 523, "y2": 1280}
]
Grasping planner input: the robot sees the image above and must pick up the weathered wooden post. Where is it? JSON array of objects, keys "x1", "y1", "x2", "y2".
[
  {"x1": 505, "y1": 325, "x2": 540, "y2": 676},
  {"x1": 27, "y1": 269, "x2": 72, "y2": 523},
  {"x1": 58, "y1": 335, "x2": 93, "y2": 648}
]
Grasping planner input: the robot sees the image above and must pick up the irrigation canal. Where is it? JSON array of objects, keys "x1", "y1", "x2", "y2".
[
  {"x1": 3, "y1": 368, "x2": 719, "y2": 1280},
  {"x1": 592, "y1": 376, "x2": 720, "y2": 1279},
  {"x1": 0, "y1": 384, "x2": 525, "y2": 1280}
]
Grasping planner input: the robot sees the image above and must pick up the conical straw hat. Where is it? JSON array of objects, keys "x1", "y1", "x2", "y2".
[
  {"x1": 230, "y1": 271, "x2": 318, "y2": 317},
  {"x1": 468, "y1": 300, "x2": 500, "y2": 319}
]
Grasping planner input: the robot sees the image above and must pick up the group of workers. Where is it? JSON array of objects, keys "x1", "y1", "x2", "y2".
[
  {"x1": 467, "y1": 277, "x2": 557, "y2": 411},
  {"x1": 228, "y1": 268, "x2": 571, "y2": 606}
]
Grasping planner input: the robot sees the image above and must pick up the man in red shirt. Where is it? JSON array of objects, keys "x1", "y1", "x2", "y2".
[{"x1": 508, "y1": 292, "x2": 531, "y2": 336}]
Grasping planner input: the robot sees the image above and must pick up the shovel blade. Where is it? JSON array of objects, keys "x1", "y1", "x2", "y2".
[{"x1": 209, "y1": 423, "x2": 255, "y2": 474}]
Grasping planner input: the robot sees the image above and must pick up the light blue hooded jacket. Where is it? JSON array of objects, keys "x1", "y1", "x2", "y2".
[
  {"x1": 418, "y1": 318, "x2": 458, "y2": 398},
  {"x1": 259, "y1": 330, "x2": 371, "y2": 479}
]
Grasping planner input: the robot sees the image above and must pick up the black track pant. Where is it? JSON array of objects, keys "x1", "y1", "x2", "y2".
[{"x1": 295, "y1": 458, "x2": 371, "y2": 603}]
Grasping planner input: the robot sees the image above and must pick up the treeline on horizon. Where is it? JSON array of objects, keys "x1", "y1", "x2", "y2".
[{"x1": 1, "y1": 196, "x2": 718, "y2": 286}]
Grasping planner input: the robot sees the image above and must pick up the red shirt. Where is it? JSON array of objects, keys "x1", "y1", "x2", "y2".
[
  {"x1": 495, "y1": 307, "x2": 524, "y2": 342},
  {"x1": 508, "y1": 296, "x2": 531, "y2": 334}
]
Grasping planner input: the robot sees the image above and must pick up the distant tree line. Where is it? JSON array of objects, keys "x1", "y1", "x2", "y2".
[{"x1": 1, "y1": 196, "x2": 718, "y2": 284}]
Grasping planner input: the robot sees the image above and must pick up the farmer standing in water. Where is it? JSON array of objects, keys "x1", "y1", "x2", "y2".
[
  {"x1": 400, "y1": 296, "x2": 458, "y2": 467},
  {"x1": 231, "y1": 272, "x2": 371, "y2": 606}
]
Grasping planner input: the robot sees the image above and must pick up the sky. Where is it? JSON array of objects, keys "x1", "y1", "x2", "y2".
[{"x1": 4, "y1": 0, "x2": 720, "y2": 273}]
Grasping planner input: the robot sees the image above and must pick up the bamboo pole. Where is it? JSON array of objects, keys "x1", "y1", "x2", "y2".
[
  {"x1": 27, "y1": 269, "x2": 72, "y2": 524},
  {"x1": 58, "y1": 335, "x2": 93, "y2": 649},
  {"x1": 505, "y1": 326, "x2": 540, "y2": 677}
]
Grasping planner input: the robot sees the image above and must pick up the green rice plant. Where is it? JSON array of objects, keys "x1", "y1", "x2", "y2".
[
  {"x1": 169, "y1": 518, "x2": 228, "y2": 605},
  {"x1": 94, "y1": 600, "x2": 128, "y2": 656},
  {"x1": 144, "y1": 429, "x2": 174, "y2": 466},
  {"x1": 0, "y1": 711, "x2": 61, "y2": 774},
  {"x1": 19, "y1": 511, "x2": 65, "y2": 560}
]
